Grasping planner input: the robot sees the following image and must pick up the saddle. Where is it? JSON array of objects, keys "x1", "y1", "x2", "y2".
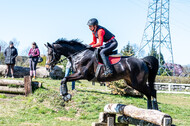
[
  {"x1": 92, "y1": 48, "x2": 122, "y2": 80},
  {"x1": 95, "y1": 48, "x2": 122, "y2": 65}
]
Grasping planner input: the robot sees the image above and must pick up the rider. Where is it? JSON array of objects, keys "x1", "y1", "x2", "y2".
[{"x1": 87, "y1": 18, "x2": 118, "y2": 77}]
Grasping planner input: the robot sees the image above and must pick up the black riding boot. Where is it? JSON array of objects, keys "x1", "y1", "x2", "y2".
[{"x1": 101, "y1": 55, "x2": 113, "y2": 77}]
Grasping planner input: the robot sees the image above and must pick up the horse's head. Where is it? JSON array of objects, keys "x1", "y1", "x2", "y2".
[
  {"x1": 45, "y1": 38, "x2": 92, "y2": 71},
  {"x1": 45, "y1": 42, "x2": 61, "y2": 72}
]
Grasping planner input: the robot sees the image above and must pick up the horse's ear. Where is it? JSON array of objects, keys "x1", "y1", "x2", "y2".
[
  {"x1": 47, "y1": 42, "x2": 52, "y2": 48},
  {"x1": 44, "y1": 44, "x2": 48, "y2": 48}
]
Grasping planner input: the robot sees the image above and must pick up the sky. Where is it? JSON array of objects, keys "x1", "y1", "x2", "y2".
[{"x1": 0, "y1": 0, "x2": 190, "y2": 65}]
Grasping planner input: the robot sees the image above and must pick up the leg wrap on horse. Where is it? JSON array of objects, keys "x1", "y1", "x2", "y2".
[
  {"x1": 152, "y1": 98, "x2": 158, "y2": 110},
  {"x1": 147, "y1": 97, "x2": 152, "y2": 109},
  {"x1": 60, "y1": 84, "x2": 68, "y2": 96}
]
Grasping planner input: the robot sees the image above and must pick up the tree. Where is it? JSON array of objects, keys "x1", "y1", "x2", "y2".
[
  {"x1": 0, "y1": 40, "x2": 8, "y2": 64},
  {"x1": 148, "y1": 47, "x2": 172, "y2": 75},
  {"x1": 182, "y1": 65, "x2": 190, "y2": 77},
  {"x1": 148, "y1": 47, "x2": 165, "y2": 65},
  {"x1": 11, "y1": 38, "x2": 20, "y2": 48},
  {"x1": 0, "y1": 40, "x2": 8, "y2": 52},
  {"x1": 21, "y1": 46, "x2": 31, "y2": 56},
  {"x1": 120, "y1": 42, "x2": 136, "y2": 56},
  {"x1": 40, "y1": 46, "x2": 48, "y2": 56}
]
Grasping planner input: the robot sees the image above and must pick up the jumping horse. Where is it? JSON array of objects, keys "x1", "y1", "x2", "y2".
[{"x1": 45, "y1": 38, "x2": 159, "y2": 110}]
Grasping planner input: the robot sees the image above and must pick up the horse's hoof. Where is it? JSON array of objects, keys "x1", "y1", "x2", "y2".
[{"x1": 63, "y1": 93, "x2": 72, "y2": 102}]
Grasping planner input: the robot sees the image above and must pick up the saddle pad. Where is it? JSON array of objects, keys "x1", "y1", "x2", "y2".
[{"x1": 98, "y1": 56, "x2": 121, "y2": 65}]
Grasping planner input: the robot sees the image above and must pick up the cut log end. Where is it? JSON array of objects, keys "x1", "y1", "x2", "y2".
[{"x1": 163, "y1": 117, "x2": 172, "y2": 126}]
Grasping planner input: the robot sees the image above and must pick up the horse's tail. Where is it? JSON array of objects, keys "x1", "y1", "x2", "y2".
[{"x1": 142, "y1": 56, "x2": 159, "y2": 96}]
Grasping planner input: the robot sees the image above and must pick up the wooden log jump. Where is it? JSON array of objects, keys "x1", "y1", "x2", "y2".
[
  {"x1": 92, "y1": 103, "x2": 172, "y2": 126},
  {"x1": 0, "y1": 76, "x2": 42, "y2": 96},
  {"x1": 0, "y1": 79, "x2": 24, "y2": 86},
  {"x1": 0, "y1": 86, "x2": 25, "y2": 94}
]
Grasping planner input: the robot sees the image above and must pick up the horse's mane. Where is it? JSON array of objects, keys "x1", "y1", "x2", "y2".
[{"x1": 54, "y1": 38, "x2": 86, "y2": 48}]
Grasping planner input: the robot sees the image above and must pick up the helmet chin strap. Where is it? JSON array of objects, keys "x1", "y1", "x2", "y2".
[{"x1": 93, "y1": 25, "x2": 97, "y2": 32}]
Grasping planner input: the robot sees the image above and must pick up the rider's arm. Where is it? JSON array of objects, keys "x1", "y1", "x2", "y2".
[
  {"x1": 92, "y1": 29, "x2": 105, "y2": 48},
  {"x1": 89, "y1": 33, "x2": 97, "y2": 45}
]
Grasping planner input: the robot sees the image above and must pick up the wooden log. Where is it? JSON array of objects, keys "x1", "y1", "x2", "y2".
[
  {"x1": 99, "y1": 112, "x2": 116, "y2": 123},
  {"x1": 118, "y1": 115, "x2": 156, "y2": 126},
  {"x1": 0, "y1": 86, "x2": 25, "y2": 94},
  {"x1": 92, "y1": 122, "x2": 106, "y2": 126},
  {"x1": 104, "y1": 104, "x2": 172, "y2": 126},
  {"x1": 24, "y1": 76, "x2": 32, "y2": 96},
  {"x1": 92, "y1": 122, "x2": 127, "y2": 126},
  {"x1": 32, "y1": 81, "x2": 43, "y2": 88},
  {"x1": 107, "y1": 116, "x2": 114, "y2": 126},
  {"x1": 0, "y1": 79, "x2": 24, "y2": 86}
]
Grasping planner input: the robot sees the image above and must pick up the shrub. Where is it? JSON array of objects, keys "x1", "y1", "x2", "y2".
[
  {"x1": 38, "y1": 56, "x2": 46, "y2": 67},
  {"x1": 0, "y1": 52, "x2": 5, "y2": 64},
  {"x1": 156, "y1": 76, "x2": 190, "y2": 84}
]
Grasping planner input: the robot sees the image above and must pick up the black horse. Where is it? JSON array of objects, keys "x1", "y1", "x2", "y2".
[{"x1": 45, "y1": 38, "x2": 159, "y2": 110}]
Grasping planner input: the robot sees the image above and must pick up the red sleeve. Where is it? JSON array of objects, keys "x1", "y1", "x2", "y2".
[
  {"x1": 89, "y1": 33, "x2": 97, "y2": 45},
  {"x1": 92, "y1": 29, "x2": 105, "y2": 48}
]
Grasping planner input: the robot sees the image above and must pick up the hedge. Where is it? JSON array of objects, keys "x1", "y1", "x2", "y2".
[{"x1": 156, "y1": 76, "x2": 190, "y2": 84}]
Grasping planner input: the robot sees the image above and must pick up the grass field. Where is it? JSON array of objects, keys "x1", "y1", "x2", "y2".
[{"x1": 0, "y1": 78, "x2": 190, "y2": 126}]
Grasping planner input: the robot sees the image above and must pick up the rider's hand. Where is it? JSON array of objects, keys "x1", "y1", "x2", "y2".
[
  {"x1": 29, "y1": 55, "x2": 33, "y2": 58},
  {"x1": 86, "y1": 45, "x2": 92, "y2": 49}
]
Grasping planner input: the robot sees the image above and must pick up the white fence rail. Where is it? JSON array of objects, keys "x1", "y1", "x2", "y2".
[{"x1": 154, "y1": 83, "x2": 190, "y2": 94}]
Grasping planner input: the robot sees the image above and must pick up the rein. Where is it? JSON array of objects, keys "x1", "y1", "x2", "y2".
[{"x1": 46, "y1": 43, "x2": 88, "y2": 65}]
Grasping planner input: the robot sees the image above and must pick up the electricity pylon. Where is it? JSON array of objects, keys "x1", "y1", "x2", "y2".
[{"x1": 138, "y1": 0, "x2": 175, "y2": 75}]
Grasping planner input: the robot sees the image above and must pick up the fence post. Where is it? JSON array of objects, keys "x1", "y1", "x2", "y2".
[
  {"x1": 24, "y1": 76, "x2": 32, "y2": 96},
  {"x1": 168, "y1": 83, "x2": 171, "y2": 93}
]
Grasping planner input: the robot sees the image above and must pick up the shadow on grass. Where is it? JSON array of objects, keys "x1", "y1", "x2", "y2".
[
  {"x1": 77, "y1": 89, "x2": 144, "y2": 100},
  {"x1": 32, "y1": 86, "x2": 49, "y2": 93}
]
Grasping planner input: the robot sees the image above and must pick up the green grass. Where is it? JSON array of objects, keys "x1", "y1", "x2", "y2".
[{"x1": 0, "y1": 78, "x2": 190, "y2": 126}]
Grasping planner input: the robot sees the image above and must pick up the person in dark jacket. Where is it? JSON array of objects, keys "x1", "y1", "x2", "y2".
[
  {"x1": 4, "y1": 41, "x2": 18, "y2": 78},
  {"x1": 28, "y1": 42, "x2": 40, "y2": 79}
]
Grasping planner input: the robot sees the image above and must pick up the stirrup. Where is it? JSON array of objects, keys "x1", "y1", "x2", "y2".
[{"x1": 103, "y1": 70, "x2": 113, "y2": 77}]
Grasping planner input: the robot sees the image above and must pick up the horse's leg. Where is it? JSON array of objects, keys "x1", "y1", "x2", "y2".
[
  {"x1": 147, "y1": 96, "x2": 152, "y2": 109},
  {"x1": 60, "y1": 78, "x2": 72, "y2": 102},
  {"x1": 60, "y1": 77, "x2": 68, "y2": 95},
  {"x1": 152, "y1": 89, "x2": 159, "y2": 110},
  {"x1": 66, "y1": 72, "x2": 84, "y2": 81},
  {"x1": 148, "y1": 74, "x2": 159, "y2": 110}
]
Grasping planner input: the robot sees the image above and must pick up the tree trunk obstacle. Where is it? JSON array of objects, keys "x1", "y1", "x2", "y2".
[
  {"x1": 0, "y1": 76, "x2": 42, "y2": 96},
  {"x1": 92, "y1": 104, "x2": 172, "y2": 126}
]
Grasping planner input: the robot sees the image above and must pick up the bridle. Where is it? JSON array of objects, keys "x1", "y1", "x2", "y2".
[
  {"x1": 46, "y1": 43, "x2": 88, "y2": 66},
  {"x1": 46, "y1": 44, "x2": 66, "y2": 66}
]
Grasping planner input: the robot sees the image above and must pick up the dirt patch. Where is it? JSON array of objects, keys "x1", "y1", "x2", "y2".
[
  {"x1": 56, "y1": 117, "x2": 75, "y2": 121},
  {"x1": 20, "y1": 122, "x2": 41, "y2": 126}
]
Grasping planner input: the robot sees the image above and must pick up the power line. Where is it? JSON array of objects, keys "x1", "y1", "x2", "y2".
[{"x1": 128, "y1": 0, "x2": 147, "y2": 11}]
